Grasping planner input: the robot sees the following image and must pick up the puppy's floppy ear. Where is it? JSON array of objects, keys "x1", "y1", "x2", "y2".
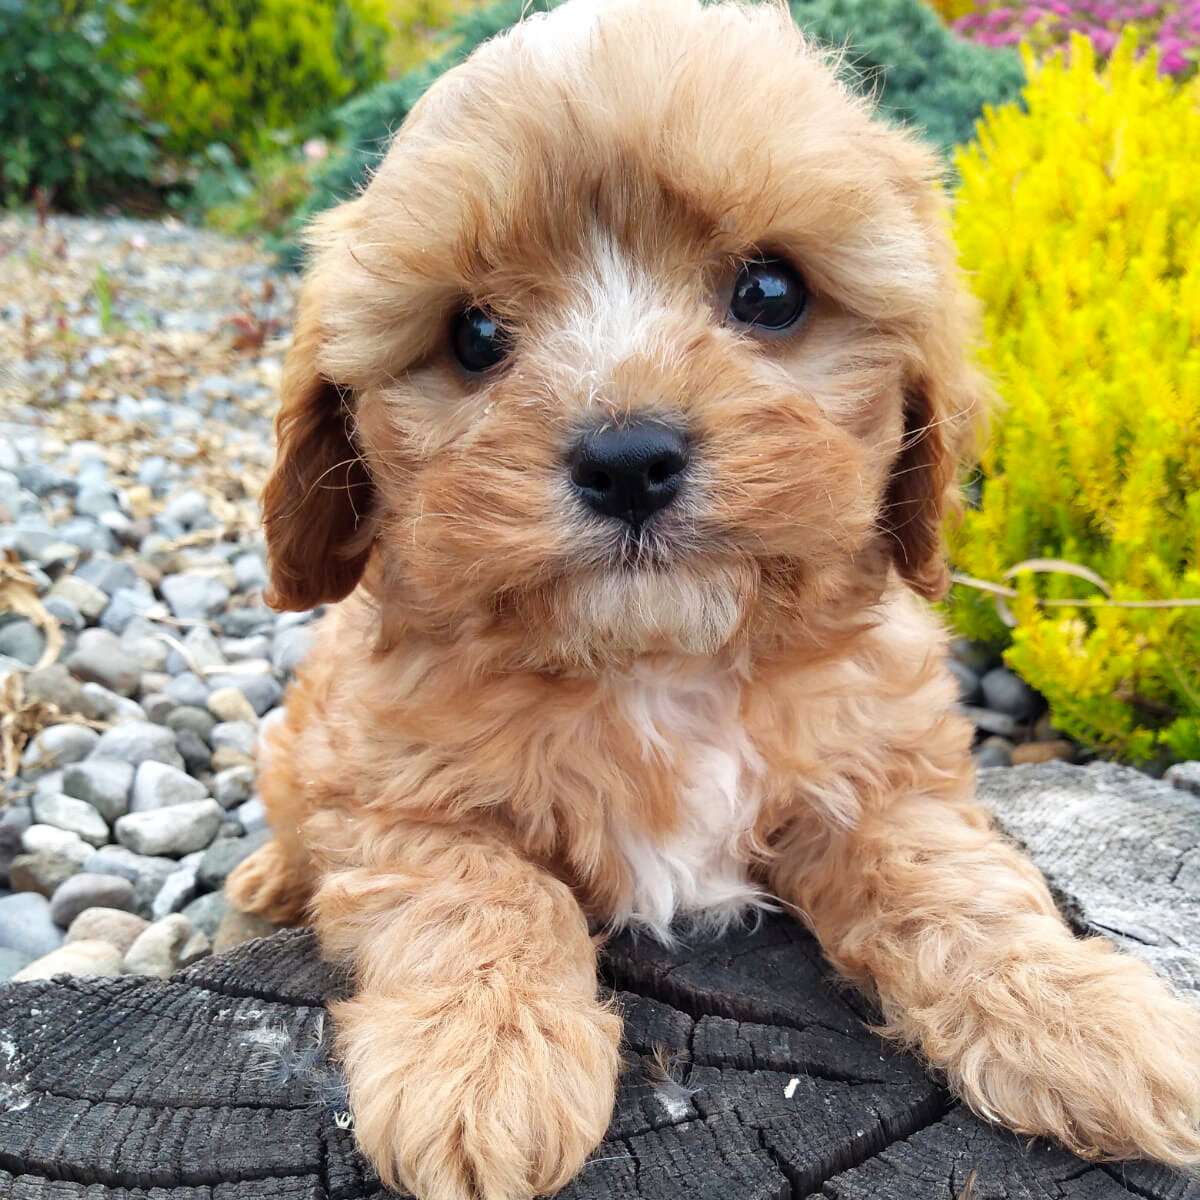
[
  {"x1": 260, "y1": 275, "x2": 375, "y2": 611},
  {"x1": 880, "y1": 285, "x2": 988, "y2": 601}
]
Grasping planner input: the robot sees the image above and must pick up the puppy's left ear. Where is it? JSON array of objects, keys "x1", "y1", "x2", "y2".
[{"x1": 880, "y1": 266, "x2": 988, "y2": 600}]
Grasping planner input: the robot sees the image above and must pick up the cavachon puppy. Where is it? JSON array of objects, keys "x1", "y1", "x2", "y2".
[{"x1": 226, "y1": 1, "x2": 1200, "y2": 1196}]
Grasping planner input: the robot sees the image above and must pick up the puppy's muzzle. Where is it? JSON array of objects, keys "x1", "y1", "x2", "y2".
[{"x1": 568, "y1": 420, "x2": 689, "y2": 528}]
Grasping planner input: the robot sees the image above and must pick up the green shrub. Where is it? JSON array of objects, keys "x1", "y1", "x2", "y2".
[
  {"x1": 948, "y1": 35, "x2": 1200, "y2": 764},
  {"x1": 126, "y1": 0, "x2": 391, "y2": 162},
  {"x1": 286, "y1": 0, "x2": 1023, "y2": 253},
  {"x1": 0, "y1": 0, "x2": 158, "y2": 210}
]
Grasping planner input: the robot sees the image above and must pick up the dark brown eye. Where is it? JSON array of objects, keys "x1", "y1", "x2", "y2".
[
  {"x1": 729, "y1": 258, "x2": 808, "y2": 330},
  {"x1": 450, "y1": 307, "x2": 511, "y2": 372}
]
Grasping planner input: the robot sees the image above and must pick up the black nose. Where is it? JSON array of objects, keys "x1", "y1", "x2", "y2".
[{"x1": 569, "y1": 421, "x2": 689, "y2": 526}]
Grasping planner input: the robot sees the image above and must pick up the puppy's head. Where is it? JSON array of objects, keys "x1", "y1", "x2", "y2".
[{"x1": 262, "y1": 0, "x2": 985, "y2": 667}]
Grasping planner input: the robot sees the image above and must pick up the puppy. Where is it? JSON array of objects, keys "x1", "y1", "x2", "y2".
[{"x1": 227, "y1": 2, "x2": 1200, "y2": 1195}]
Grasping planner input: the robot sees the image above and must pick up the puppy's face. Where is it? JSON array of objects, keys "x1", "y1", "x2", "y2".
[{"x1": 263, "y1": 0, "x2": 983, "y2": 668}]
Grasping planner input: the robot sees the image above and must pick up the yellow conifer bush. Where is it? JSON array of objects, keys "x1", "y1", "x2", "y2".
[{"x1": 949, "y1": 34, "x2": 1200, "y2": 763}]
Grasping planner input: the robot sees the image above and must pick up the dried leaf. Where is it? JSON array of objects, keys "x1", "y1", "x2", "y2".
[{"x1": 0, "y1": 551, "x2": 64, "y2": 669}]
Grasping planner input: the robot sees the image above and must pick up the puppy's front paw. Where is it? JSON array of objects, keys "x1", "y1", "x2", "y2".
[
  {"x1": 949, "y1": 939, "x2": 1200, "y2": 1166},
  {"x1": 333, "y1": 986, "x2": 622, "y2": 1200}
]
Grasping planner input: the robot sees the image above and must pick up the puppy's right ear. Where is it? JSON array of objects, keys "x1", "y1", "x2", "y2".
[{"x1": 261, "y1": 276, "x2": 375, "y2": 612}]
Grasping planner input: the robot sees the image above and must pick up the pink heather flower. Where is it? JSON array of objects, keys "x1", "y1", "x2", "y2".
[
  {"x1": 1090, "y1": 28, "x2": 1119, "y2": 53},
  {"x1": 988, "y1": 8, "x2": 1016, "y2": 30},
  {"x1": 1023, "y1": 7, "x2": 1044, "y2": 24},
  {"x1": 1160, "y1": 48, "x2": 1188, "y2": 71},
  {"x1": 1048, "y1": 1, "x2": 1072, "y2": 17}
]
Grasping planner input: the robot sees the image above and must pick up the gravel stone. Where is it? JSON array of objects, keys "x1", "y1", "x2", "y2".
[
  {"x1": 66, "y1": 628, "x2": 146, "y2": 696},
  {"x1": 0, "y1": 617, "x2": 45, "y2": 665},
  {"x1": 21, "y1": 723, "x2": 100, "y2": 772},
  {"x1": 177, "y1": 729, "x2": 213, "y2": 774},
  {"x1": 980, "y1": 667, "x2": 1041, "y2": 722},
  {"x1": 1011, "y1": 740, "x2": 1075, "y2": 765},
  {"x1": 167, "y1": 705, "x2": 216, "y2": 743},
  {"x1": 0, "y1": 891, "x2": 64, "y2": 956},
  {"x1": 75, "y1": 553, "x2": 139, "y2": 596},
  {"x1": 196, "y1": 829, "x2": 270, "y2": 892},
  {"x1": 22, "y1": 823, "x2": 93, "y2": 866},
  {"x1": 9, "y1": 852, "x2": 80, "y2": 897},
  {"x1": 152, "y1": 863, "x2": 199, "y2": 917},
  {"x1": 1164, "y1": 762, "x2": 1200, "y2": 796},
  {"x1": 211, "y1": 720, "x2": 257, "y2": 758},
  {"x1": 43, "y1": 594, "x2": 85, "y2": 630},
  {"x1": 973, "y1": 736, "x2": 1015, "y2": 769},
  {"x1": 0, "y1": 823, "x2": 21, "y2": 885},
  {"x1": 212, "y1": 764, "x2": 255, "y2": 810},
  {"x1": 89, "y1": 719, "x2": 184, "y2": 770},
  {"x1": 50, "y1": 575, "x2": 109, "y2": 621},
  {"x1": 163, "y1": 672, "x2": 210, "y2": 707},
  {"x1": 131, "y1": 760, "x2": 208, "y2": 811},
  {"x1": 65, "y1": 907, "x2": 149, "y2": 953},
  {"x1": 100, "y1": 587, "x2": 160, "y2": 634},
  {"x1": 80, "y1": 682, "x2": 145, "y2": 722},
  {"x1": 206, "y1": 686, "x2": 259, "y2": 724},
  {"x1": 22, "y1": 663, "x2": 91, "y2": 716},
  {"x1": 271, "y1": 624, "x2": 314, "y2": 675},
  {"x1": 234, "y1": 795, "x2": 269, "y2": 835},
  {"x1": 957, "y1": 705, "x2": 1018, "y2": 739},
  {"x1": 233, "y1": 552, "x2": 268, "y2": 591},
  {"x1": 30, "y1": 793, "x2": 110, "y2": 847},
  {"x1": 13, "y1": 938, "x2": 125, "y2": 981},
  {"x1": 124, "y1": 913, "x2": 192, "y2": 977},
  {"x1": 162, "y1": 573, "x2": 231, "y2": 620},
  {"x1": 182, "y1": 890, "x2": 229, "y2": 938},
  {"x1": 141, "y1": 692, "x2": 176, "y2": 724},
  {"x1": 213, "y1": 907, "x2": 280, "y2": 954},
  {"x1": 178, "y1": 928, "x2": 212, "y2": 966},
  {"x1": 945, "y1": 659, "x2": 982, "y2": 706},
  {"x1": 208, "y1": 671, "x2": 281, "y2": 716},
  {"x1": 0, "y1": 947, "x2": 34, "y2": 979},
  {"x1": 50, "y1": 872, "x2": 136, "y2": 927},
  {"x1": 62, "y1": 759, "x2": 135, "y2": 822},
  {"x1": 115, "y1": 798, "x2": 222, "y2": 857}
]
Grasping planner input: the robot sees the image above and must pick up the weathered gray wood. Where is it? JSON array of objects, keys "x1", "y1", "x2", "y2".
[{"x1": 0, "y1": 762, "x2": 1197, "y2": 1198}]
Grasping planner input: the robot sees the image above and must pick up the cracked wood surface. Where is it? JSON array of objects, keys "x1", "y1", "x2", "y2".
[{"x1": 0, "y1": 762, "x2": 1197, "y2": 1199}]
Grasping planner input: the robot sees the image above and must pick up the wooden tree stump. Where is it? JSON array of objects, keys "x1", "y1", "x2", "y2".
[{"x1": 1, "y1": 762, "x2": 1197, "y2": 1199}]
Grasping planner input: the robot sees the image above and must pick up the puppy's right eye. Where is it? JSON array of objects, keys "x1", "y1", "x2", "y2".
[{"x1": 450, "y1": 307, "x2": 511, "y2": 374}]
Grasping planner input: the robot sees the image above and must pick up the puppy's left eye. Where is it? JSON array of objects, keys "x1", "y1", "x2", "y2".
[
  {"x1": 729, "y1": 258, "x2": 808, "y2": 330},
  {"x1": 450, "y1": 307, "x2": 511, "y2": 373}
]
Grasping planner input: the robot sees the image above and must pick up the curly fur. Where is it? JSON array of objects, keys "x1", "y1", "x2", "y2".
[{"x1": 228, "y1": 1, "x2": 1200, "y2": 1195}]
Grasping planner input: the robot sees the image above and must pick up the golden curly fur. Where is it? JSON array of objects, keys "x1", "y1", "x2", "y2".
[{"x1": 227, "y1": 1, "x2": 1200, "y2": 1195}]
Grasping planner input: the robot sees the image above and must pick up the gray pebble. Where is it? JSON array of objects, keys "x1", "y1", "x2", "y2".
[
  {"x1": 195, "y1": 829, "x2": 270, "y2": 893},
  {"x1": 62, "y1": 759, "x2": 134, "y2": 823},
  {"x1": 23, "y1": 664, "x2": 91, "y2": 716},
  {"x1": 980, "y1": 667, "x2": 1040, "y2": 722},
  {"x1": 0, "y1": 824, "x2": 20, "y2": 886},
  {"x1": 131, "y1": 760, "x2": 208, "y2": 811},
  {"x1": 181, "y1": 890, "x2": 229, "y2": 938},
  {"x1": 233, "y1": 553, "x2": 268, "y2": 591},
  {"x1": 137, "y1": 455, "x2": 168, "y2": 489},
  {"x1": 74, "y1": 484, "x2": 120, "y2": 518},
  {"x1": 175, "y1": 729, "x2": 212, "y2": 775},
  {"x1": 957, "y1": 705, "x2": 1018, "y2": 739},
  {"x1": 43, "y1": 594, "x2": 85, "y2": 630},
  {"x1": 0, "y1": 946, "x2": 33, "y2": 979},
  {"x1": 89, "y1": 719, "x2": 184, "y2": 770},
  {"x1": 211, "y1": 720, "x2": 257, "y2": 758},
  {"x1": 212, "y1": 764, "x2": 255, "y2": 810},
  {"x1": 49, "y1": 872, "x2": 136, "y2": 927},
  {"x1": 151, "y1": 863, "x2": 199, "y2": 917},
  {"x1": 80, "y1": 682, "x2": 146, "y2": 722},
  {"x1": 945, "y1": 659, "x2": 981, "y2": 706},
  {"x1": 21, "y1": 723, "x2": 101, "y2": 773},
  {"x1": 208, "y1": 672, "x2": 281, "y2": 717},
  {"x1": 166, "y1": 705, "x2": 216, "y2": 744},
  {"x1": 115, "y1": 798, "x2": 222, "y2": 857},
  {"x1": 235, "y1": 795, "x2": 269, "y2": 836},
  {"x1": 162, "y1": 488, "x2": 211, "y2": 529},
  {"x1": 220, "y1": 634, "x2": 271, "y2": 662},
  {"x1": 50, "y1": 574, "x2": 110, "y2": 622},
  {"x1": 1164, "y1": 761, "x2": 1200, "y2": 796},
  {"x1": 100, "y1": 587, "x2": 159, "y2": 634},
  {"x1": 65, "y1": 907, "x2": 149, "y2": 953},
  {"x1": 0, "y1": 617, "x2": 45, "y2": 665},
  {"x1": 66, "y1": 627, "x2": 144, "y2": 696},
  {"x1": 164, "y1": 672, "x2": 211, "y2": 707},
  {"x1": 973, "y1": 736, "x2": 1015, "y2": 769},
  {"x1": 272, "y1": 625, "x2": 313, "y2": 675},
  {"x1": 161, "y1": 573, "x2": 230, "y2": 620},
  {"x1": 177, "y1": 928, "x2": 211, "y2": 967},
  {"x1": 0, "y1": 891, "x2": 65, "y2": 956},
  {"x1": 141, "y1": 693, "x2": 176, "y2": 724},
  {"x1": 30, "y1": 793, "x2": 109, "y2": 847},
  {"x1": 9, "y1": 850, "x2": 80, "y2": 897},
  {"x1": 221, "y1": 606, "x2": 274, "y2": 637},
  {"x1": 75, "y1": 552, "x2": 139, "y2": 596},
  {"x1": 22, "y1": 823, "x2": 93, "y2": 866}
]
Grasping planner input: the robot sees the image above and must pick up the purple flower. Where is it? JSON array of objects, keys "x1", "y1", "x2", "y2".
[
  {"x1": 1160, "y1": 48, "x2": 1188, "y2": 72},
  {"x1": 1090, "y1": 28, "x2": 1119, "y2": 53}
]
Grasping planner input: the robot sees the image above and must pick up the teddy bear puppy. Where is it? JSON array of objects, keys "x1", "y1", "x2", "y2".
[{"x1": 228, "y1": 1, "x2": 1200, "y2": 1196}]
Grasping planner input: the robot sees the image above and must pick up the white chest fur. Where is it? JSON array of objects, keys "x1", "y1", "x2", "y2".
[{"x1": 610, "y1": 663, "x2": 768, "y2": 943}]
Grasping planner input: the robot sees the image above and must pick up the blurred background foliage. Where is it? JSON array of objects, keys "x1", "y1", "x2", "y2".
[{"x1": 3, "y1": 0, "x2": 1197, "y2": 763}]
